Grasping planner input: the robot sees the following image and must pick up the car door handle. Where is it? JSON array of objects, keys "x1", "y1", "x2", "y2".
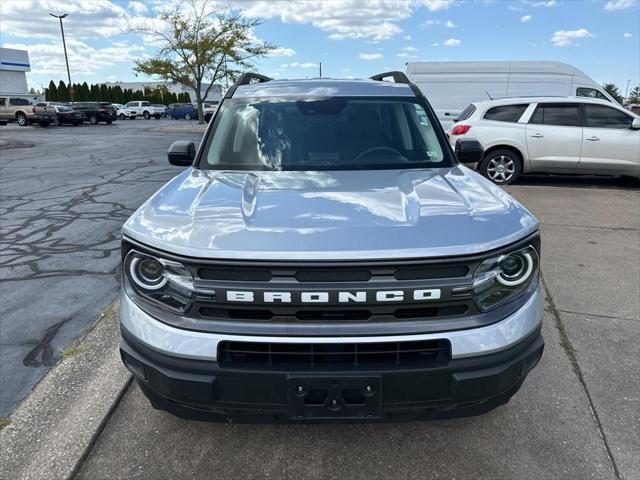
[
  {"x1": 586, "y1": 136, "x2": 600, "y2": 141},
  {"x1": 530, "y1": 133, "x2": 544, "y2": 138}
]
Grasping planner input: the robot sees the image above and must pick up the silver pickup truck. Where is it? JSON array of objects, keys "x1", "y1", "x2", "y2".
[
  {"x1": 119, "y1": 72, "x2": 544, "y2": 423},
  {"x1": 0, "y1": 96, "x2": 56, "y2": 126}
]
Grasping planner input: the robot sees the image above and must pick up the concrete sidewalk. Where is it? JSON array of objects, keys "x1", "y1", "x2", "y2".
[{"x1": 2, "y1": 176, "x2": 638, "y2": 480}]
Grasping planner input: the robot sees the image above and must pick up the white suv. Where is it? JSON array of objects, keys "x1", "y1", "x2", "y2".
[{"x1": 449, "y1": 97, "x2": 640, "y2": 184}]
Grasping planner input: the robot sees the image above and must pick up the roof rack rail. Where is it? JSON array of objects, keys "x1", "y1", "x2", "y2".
[
  {"x1": 370, "y1": 71, "x2": 411, "y2": 84},
  {"x1": 225, "y1": 72, "x2": 272, "y2": 98}
]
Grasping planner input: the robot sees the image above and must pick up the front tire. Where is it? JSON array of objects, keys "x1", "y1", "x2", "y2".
[
  {"x1": 479, "y1": 149, "x2": 522, "y2": 185},
  {"x1": 143, "y1": 111, "x2": 151, "y2": 120},
  {"x1": 184, "y1": 113, "x2": 191, "y2": 120},
  {"x1": 119, "y1": 113, "x2": 125, "y2": 120},
  {"x1": 106, "y1": 119, "x2": 112, "y2": 125},
  {"x1": 16, "y1": 113, "x2": 28, "y2": 126},
  {"x1": 89, "y1": 115, "x2": 98, "y2": 125},
  {"x1": 52, "y1": 117, "x2": 60, "y2": 126}
]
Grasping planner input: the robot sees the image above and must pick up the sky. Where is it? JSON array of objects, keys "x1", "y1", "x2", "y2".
[{"x1": 1, "y1": 0, "x2": 638, "y2": 94}]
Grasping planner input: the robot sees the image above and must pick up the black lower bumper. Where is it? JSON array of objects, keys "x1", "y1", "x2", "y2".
[{"x1": 120, "y1": 328, "x2": 543, "y2": 423}]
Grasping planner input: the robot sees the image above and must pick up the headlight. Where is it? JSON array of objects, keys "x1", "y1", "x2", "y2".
[
  {"x1": 124, "y1": 250, "x2": 199, "y2": 312},
  {"x1": 471, "y1": 245, "x2": 539, "y2": 311}
]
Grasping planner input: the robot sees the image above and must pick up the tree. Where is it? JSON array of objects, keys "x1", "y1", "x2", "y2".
[
  {"x1": 58, "y1": 80, "x2": 69, "y2": 102},
  {"x1": 132, "y1": 0, "x2": 275, "y2": 123},
  {"x1": 47, "y1": 81, "x2": 58, "y2": 101},
  {"x1": 603, "y1": 83, "x2": 623, "y2": 104},
  {"x1": 628, "y1": 86, "x2": 640, "y2": 104}
]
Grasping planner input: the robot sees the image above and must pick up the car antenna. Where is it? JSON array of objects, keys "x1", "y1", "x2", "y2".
[{"x1": 485, "y1": 90, "x2": 493, "y2": 100}]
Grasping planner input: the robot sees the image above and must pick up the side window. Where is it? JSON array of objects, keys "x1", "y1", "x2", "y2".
[
  {"x1": 0, "y1": 97, "x2": 6, "y2": 106},
  {"x1": 457, "y1": 104, "x2": 476, "y2": 122},
  {"x1": 9, "y1": 98, "x2": 30, "y2": 106},
  {"x1": 529, "y1": 104, "x2": 580, "y2": 127},
  {"x1": 584, "y1": 105, "x2": 633, "y2": 129},
  {"x1": 576, "y1": 88, "x2": 610, "y2": 102},
  {"x1": 141, "y1": 101, "x2": 151, "y2": 106},
  {"x1": 483, "y1": 104, "x2": 529, "y2": 123},
  {"x1": 126, "y1": 102, "x2": 135, "y2": 107}
]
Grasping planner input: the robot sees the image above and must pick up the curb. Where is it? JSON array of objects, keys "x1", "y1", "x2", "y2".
[{"x1": 0, "y1": 301, "x2": 131, "y2": 480}]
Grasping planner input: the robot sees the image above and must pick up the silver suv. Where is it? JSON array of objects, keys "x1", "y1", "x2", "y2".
[{"x1": 119, "y1": 72, "x2": 544, "y2": 422}]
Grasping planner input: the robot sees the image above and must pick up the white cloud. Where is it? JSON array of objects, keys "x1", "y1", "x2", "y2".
[
  {"x1": 358, "y1": 52, "x2": 383, "y2": 60},
  {"x1": 443, "y1": 38, "x2": 461, "y2": 46},
  {"x1": 551, "y1": 28, "x2": 594, "y2": 47},
  {"x1": 623, "y1": 32, "x2": 633, "y2": 38},
  {"x1": 508, "y1": 5, "x2": 524, "y2": 11},
  {"x1": 521, "y1": 14, "x2": 532, "y2": 22},
  {"x1": 531, "y1": 0, "x2": 557, "y2": 6},
  {"x1": 445, "y1": 19, "x2": 457, "y2": 28},
  {"x1": 422, "y1": 19, "x2": 442, "y2": 27},
  {"x1": 604, "y1": 0, "x2": 636, "y2": 11},
  {"x1": 4, "y1": 39, "x2": 144, "y2": 77},
  {"x1": 403, "y1": 46, "x2": 419, "y2": 51},
  {"x1": 419, "y1": 0, "x2": 457, "y2": 10},
  {"x1": 431, "y1": 42, "x2": 440, "y2": 46},
  {"x1": 281, "y1": 62, "x2": 319, "y2": 68},
  {"x1": 403, "y1": 34, "x2": 412, "y2": 40},
  {"x1": 269, "y1": 47, "x2": 296, "y2": 57},
  {"x1": 397, "y1": 52, "x2": 418, "y2": 59},
  {"x1": 128, "y1": 1, "x2": 148, "y2": 14},
  {"x1": 0, "y1": 0, "x2": 143, "y2": 39},
  {"x1": 240, "y1": 0, "x2": 457, "y2": 41}
]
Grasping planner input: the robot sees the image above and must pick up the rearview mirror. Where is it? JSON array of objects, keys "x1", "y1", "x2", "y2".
[
  {"x1": 631, "y1": 118, "x2": 640, "y2": 130},
  {"x1": 168, "y1": 141, "x2": 196, "y2": 166},
  {"x1": 455, "y1": 139, "x2": 484, "y2": 164}
]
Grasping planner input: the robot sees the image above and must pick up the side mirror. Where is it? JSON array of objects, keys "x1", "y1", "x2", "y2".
[
  {"x1": 455, "y1": 139, "x2": 484, "y2": 164},
  {"x1": 631, "y1": 118, "x2": 640, "y2": 130},
  {"x1": 168, "y1": 140, "x2": 195, "y2": 166}
]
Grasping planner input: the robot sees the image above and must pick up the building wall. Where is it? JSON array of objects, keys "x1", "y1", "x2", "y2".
[
  {"x1": 0, "y1": 48, "x2": 30, "y2": 95},
  {"x1": 102, "y1": 81, "x2": 222, "y2": 103}
]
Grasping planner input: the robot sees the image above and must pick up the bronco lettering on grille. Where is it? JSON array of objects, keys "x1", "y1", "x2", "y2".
[{"x1": 226, "y1": 289, "x2": 441, "y2": 304}]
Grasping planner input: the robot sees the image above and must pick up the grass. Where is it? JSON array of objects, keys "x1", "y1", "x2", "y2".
[
  {"x1": 0, "y1": 417, "x2": 11, "y2": 430},
  {"x1": 59, "y1": 340, "x2": 81, "y2": 358}
]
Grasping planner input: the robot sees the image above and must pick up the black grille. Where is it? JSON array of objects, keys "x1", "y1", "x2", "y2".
[
  {"x1": 218, "y1": 339, "x2": 451, "y2": 371},
  {"x1": 198, "y1": 304, "x2": 468, "y2": 322}
]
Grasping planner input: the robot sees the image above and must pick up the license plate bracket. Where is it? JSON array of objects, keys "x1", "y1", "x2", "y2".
[{"x1": 287, "y1": 375, "x2": 382, "y2": 420}]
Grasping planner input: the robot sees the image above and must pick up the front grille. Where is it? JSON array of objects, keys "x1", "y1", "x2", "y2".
[
  {"x1": 198, "y1": 304, "x2": 468, "y2": 322},
  {"x1": 218, "y1": 339, "x2": 451, "y2": 371}
]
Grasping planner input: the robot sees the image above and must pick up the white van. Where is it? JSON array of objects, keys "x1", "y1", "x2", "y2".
[{"x1": 406, "y1": 61, "x2": 615, "y2": 130}]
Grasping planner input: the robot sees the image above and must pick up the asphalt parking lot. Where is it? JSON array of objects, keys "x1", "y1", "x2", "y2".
[
  {"x1": 1, "y1": 121, "x2": 638, "y2": 479},
  {"x1": 73, "y1": 176, "x2": 639, "y2": 480},
  {"x1": 0, "y1": 119, "x2": 203, "y2": 416}
]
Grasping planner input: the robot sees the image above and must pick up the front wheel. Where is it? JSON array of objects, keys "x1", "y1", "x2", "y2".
[
  {"x1": 479, "y1": 149, "x2": 522, "y2": 185},
  {"x1": 106, "y1": 119, "x2": 112, "y2": 125},
  {"x1": 143, "y1": 111, "x2": 151, "y2": 120},
  {"x1": 89, "y1": 115, "x2": 98, "y2": 125},
  {"x1": 184, "y1": 113, "x2": 191, "y2": 120},
  {"x1": 16, "y1": 113, "x2": 28, "y2": 126},
  {"x1": 51, "y1": 117, "x2": 60, "y2": 126},
  {"x1": 119, "y1": 113, "x2": 125, "y2": 120}
]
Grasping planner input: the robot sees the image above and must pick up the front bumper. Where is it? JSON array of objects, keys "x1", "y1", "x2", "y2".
[{"x1": 120, "y1": 288, "x2": 543, "y2": 422}]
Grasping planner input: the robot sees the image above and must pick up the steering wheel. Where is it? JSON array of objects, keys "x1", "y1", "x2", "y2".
[{"x1": 353, "y1": 146, "x2": 404, "y2": 163}]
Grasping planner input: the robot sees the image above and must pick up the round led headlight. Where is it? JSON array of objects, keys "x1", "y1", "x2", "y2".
[
  {"x1": 497, "y1": 251, "x2": 534, "y2": 287},
  {"x1": 130, "y1": 256, "x2": 167, "y2": 290}
]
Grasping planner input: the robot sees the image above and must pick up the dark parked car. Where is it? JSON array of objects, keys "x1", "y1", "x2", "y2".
[
  {"x1": 167, "y1": 103, "x2": 198, "y2": 120},
  {"x1": 70, "y1": 102, "x2": 117, "y2": 125},
  {"x1": 45, "y1": 104, "x2": 85, "y2": 126}
]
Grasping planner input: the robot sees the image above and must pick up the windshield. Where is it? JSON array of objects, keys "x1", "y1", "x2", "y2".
[{"x1": 201, "y1": 96, "x2": 448, "y2": 171}]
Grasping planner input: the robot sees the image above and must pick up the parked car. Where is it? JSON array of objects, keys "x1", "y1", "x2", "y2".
[
  {"x1": 49, "y1": 105, "x2": 85, "y2": 126},
  {"x1": 125, "y1": 101, "x2": 164, "y2": 119},
  {"x1": 119, "y1": 72, "x2": 544, "y2": 423},
  {"x1": 0, "y1": 96, "x2": 56, "y2": 126},
  {"x1": 113, "y1": 103, "x2": 137, "y2": 120},
  {"x1": 71, "y1": 102, "x2": 117, "y2": 125},
  {"x1": 166, "y1": 103, "x2": 198, "y2": 120},
  {"x1": 449, "y1": 96, "x2": 640, "y2": 184},
  {"x1": 406, "y1": 61, "x2": 617, "y2": 130},
  {"x1": 203, "y1": 102, "x2": 218, "y2": 122},
  {"x1": 152, "y1": 104, "x2": 168, "y2": 118}
]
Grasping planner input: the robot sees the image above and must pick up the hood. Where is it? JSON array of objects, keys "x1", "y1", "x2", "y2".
[{"x1": 123, "y1": 166, "x2": 538, "y2": 260}]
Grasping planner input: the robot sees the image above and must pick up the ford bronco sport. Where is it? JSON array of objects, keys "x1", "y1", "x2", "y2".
[{"x1": 119, "y1": 72, "x2": 544, "y2": 422}]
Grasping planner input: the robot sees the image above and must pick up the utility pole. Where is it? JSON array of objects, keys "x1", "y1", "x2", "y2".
[
  {"x1": 625, "y1": 79, "x2": 632, "y2": 100},
  {"x1": 49, "y1": 13, "x2": 73, "y2": 102},
  {"x1": 319, "y1": 62, "x2": 322, "y2": 78}
]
